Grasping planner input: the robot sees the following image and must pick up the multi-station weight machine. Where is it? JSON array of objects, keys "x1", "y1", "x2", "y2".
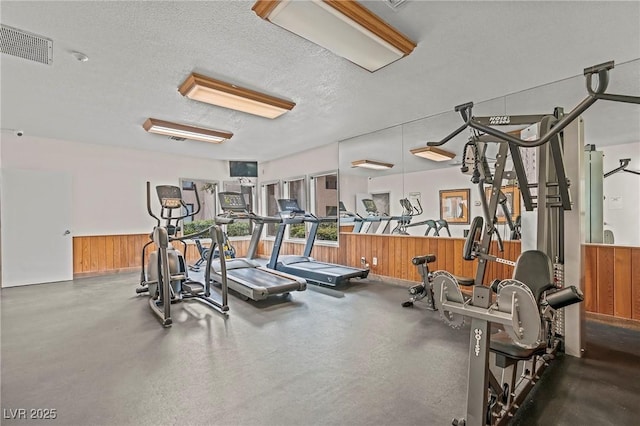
[{"x1": 421, "y1": 60, "x2": 640, "y2": 425}]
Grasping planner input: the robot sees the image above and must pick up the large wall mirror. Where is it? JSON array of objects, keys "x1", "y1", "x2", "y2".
[
  {"x1": 338, "y1": 59, "x2": 640, "y2": 246},
  {"x1": 338, "y1": 125, "x2": 404, "y2": 235}
]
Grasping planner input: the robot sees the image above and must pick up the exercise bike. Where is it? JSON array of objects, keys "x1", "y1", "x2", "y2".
[
  {"x1": 401, "y1": 254, "x2": 474, "y2": 309},
  {"x1": 189, "y1": 233, "x2": 236, "y2": 272},
  {"x1": 136, "y1": 182, "x2": 229, "y2": 327}
]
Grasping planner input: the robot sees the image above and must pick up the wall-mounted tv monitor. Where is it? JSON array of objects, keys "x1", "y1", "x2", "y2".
[{"x1": 229, "y1": 161, "x2": 258, "y2": 178}]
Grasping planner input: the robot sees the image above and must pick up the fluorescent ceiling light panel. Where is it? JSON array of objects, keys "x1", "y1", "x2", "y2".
[
  {"x1": 252, "y1": 0, "x2": 416, "y2": 72},
  {"x1": 410, "y1": 146, "x2": 456, "y2": 161},
  {"x1": 351, "y1": 159, "x2": 394, "y2": 170},
  {"x1": 143, "y1": 118, "x2": 232, "y2": 144},
  {"x1": 178, "y1": 73, "x2": 295, "y2": 119}
]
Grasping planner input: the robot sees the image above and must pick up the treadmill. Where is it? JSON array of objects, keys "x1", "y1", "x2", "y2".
[
  {"x1": 267, "y1": 199, "x2": 369, "y2": 287},
  {"x1": 360, "y1": 198, "x2": 410, "y2": 235},
  {"x1": 338, "y1": 201, "x2": 364, "y2": 231},
  {"x1": 209, "y1": 192, "x2": 307, "y2": 301}
]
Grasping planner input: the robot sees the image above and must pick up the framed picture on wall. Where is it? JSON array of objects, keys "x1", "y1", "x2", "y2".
[
  {"x1": 484, "y1": 185, "x2": 521, "y2": 224},
  {"x1": 439, "y1": 189, "x2": 470, "y2": 224}
]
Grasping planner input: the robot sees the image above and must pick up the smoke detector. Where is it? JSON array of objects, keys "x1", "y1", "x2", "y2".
[
  {"x1": 384, "y1": 0, "x2": 408, "y2": 10},
  {"x1": 0, "y1": 24, "x2": 53, "y2": 65}
]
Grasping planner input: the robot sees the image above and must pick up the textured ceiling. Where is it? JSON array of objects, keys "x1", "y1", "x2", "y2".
[{"x1": 1, "y1": 1, "x2": 639, "y2": 163}]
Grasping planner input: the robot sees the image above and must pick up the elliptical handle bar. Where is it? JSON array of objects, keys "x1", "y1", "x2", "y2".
[
  {"x1": 428, "y1": 61, "x2": 640, "y2": 149},
  {"x1": 146, "y1": 181, "x2": 161, "y2": 226},
  {"x1": 190, "y1": 185, "x2": 202, "y2": 218},
  {"x1": 173, "y1": 185, "x2": 201, "y2": 222}
]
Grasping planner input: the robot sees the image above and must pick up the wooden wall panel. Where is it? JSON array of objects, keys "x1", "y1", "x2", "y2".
[
  {"x1": 393, "y1": 237, "x2": 403, "y2": 278},
  {"x1": 118, "y1": 237, "x2": 129, "y2": 269},
  {"x1": 89, "y1": 237, "x2": 100, "y2": 271},
  {"x1": 437, "y1": 239, "x2": 447, "y2": 272},
  {"x1": 400, "y1": 237, "x2": 409, "y2": 280},
  {"x1": 258, "y1": 239, "x2": 340, "y2": 266},
  {"x1": 74, "y1": 234, "x2": 210, "y2": 276},
  {"x1": 596, "y1": 246, "x2": 615, "y2": 315},
  {"x1": 377, "y1": 235, "x2": 386, "y2": 276},
  {"x1": 105, "y1": 237, "x2": 114, "y2": 270},
  {"x1": 338, "y1": 233, "x2": 521, "y2": 286},
  {"x1": 81, "y1": 238, "x2": 91, "y2": 271},
  {"x1": 633, "y1": 249, "x2": 640, "y2": 320},
  {"x1": 584, "y1": 245, "x2": 598, "y2": 313},
  {"x1": 73, "y1": 238, "x2": 83, "y2": 273},
  {"x1": 97, "y1": 236, "x2": 107, "y2": 272},
  {"x1": 582, "y1": 244, "x2": 640, "y2": 323},
  {"x1": 71, "y1": 232, "x2": 638, "y2": 324},
  {"x1": 453, "y1": 240, "x2": 464, "y2": 280},
  {"x1": 613, "y1": 247, "x2": 632, "y2": 319}
]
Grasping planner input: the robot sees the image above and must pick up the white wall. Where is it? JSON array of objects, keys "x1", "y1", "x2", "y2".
[
  {"x1": 339, "y1": 174, "x2": 368, "y2": 212},
  {"x1": 259, "y1": 142, "x2": 338, "y2": 214},
  {"x1": 0, "y1": 135, "x2": 229, "y2": 236},
  {"x1": 367, "y1": 174, "x2": 405, "y2": 216},
  {"x1": 260, "y1": 143, "x2": 338, "y2": 183},
  {"x1": 601, "y1": 141, "x2": 640, "y2": 246}
]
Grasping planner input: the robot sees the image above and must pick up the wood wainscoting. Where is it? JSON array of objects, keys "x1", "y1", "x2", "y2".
[
  {"x1": 338, "y1": 233, "x2": 521, "y2": 285},
  {"x1": 584, "y1": 244, "x2": 640, "y2": 321},
  {"x1": 72, "y1": 233, "x2": 639, "y2": 325},
  {"x1": 72, "y1": 235, "x2": 253, "y2": 277},
  {"x1": 258, "y1": 240, "x2": 341, "y2": 264},
  {"x1": 73, "y1": 234, "x2": 152, "y2": 276}
]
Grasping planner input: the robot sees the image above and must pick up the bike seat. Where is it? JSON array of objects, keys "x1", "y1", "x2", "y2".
[{"x1": 455, "y1": 275, "x2": 475, "y2": 286}]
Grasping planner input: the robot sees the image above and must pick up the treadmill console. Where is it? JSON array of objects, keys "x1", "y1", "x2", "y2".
[
  {"x1": 277, "y1": 199, "x2": 305, "y2": 213},
  {"x1": 219, "y1": 192, "x2": 248, "y2": 212},
  {"x1": 156, "y1": 185, "x2": 182, "y2": 209},
  {"x1": 362, "y1": 199, "x2": 378, "y2": 214}
]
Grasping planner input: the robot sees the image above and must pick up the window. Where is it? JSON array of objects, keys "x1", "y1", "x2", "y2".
[
  {"x1": 324, "y1": 175, "x2": 338, "y2": 189},
  {"x1": 284, "y1": 176, "x2": 307, "y2": 240},
  {"x1": 178, "y1": 178, "x2": 218, "y2": 236},
  {"x1": 261, "y1": 181, "x2": 281, "y2": 237},
  {"x1": 310, "y1": 172, "x2": 338, "y2": 242},
  {"x1": 325, "y1": 175, "x2": 337, "y2": 189}
]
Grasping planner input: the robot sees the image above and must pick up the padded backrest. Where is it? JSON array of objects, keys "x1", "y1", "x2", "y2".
[{"x1": 512, "y1": 250, "x2": 554, "y2": 302}]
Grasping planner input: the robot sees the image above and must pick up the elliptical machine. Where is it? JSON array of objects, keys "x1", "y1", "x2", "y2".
[
  {"x1": 391, "y1": 198, "x2": 423, "y2": 235},
  {"x1": 136, "y1": 182, "x2": 229, "y2": 327}
]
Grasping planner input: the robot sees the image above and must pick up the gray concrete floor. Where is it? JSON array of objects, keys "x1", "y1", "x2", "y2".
[{"x1": 1, "y1": 272, "x2": 638, "y2": 426}]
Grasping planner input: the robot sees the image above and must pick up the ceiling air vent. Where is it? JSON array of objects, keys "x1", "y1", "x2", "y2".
[
  {"x1": 0, "y1": 24, "x2": 53, "y2": 65},
  {"x1": 168, "y1": 136, "x2": 187, "y2": 142},
  {"x1": 384, "y1": 0, "x2": 408, "y2": 10}
]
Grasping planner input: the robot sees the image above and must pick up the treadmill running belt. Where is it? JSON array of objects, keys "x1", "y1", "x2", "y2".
[
  {"x1": 228, "y1": 268, "x2": 303, "y2": 293},
  {"x1": 286, "y1": 262, "x2": 365, "y2": 277}
]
